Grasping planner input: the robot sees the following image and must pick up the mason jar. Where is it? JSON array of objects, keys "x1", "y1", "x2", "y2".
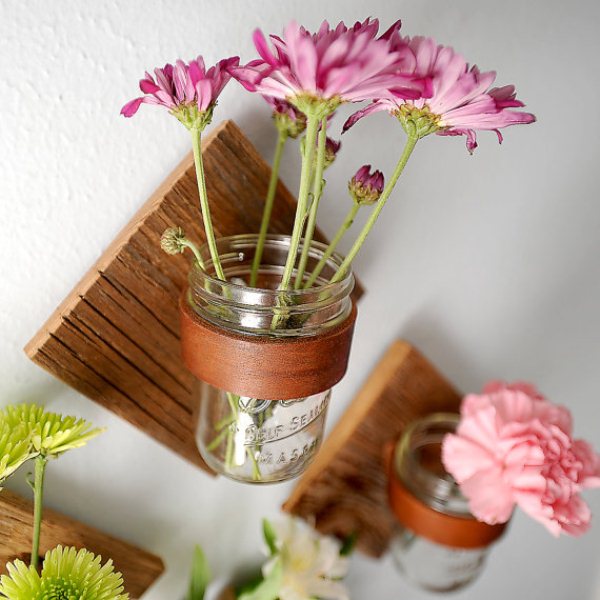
[
  {"x1": 388, "y1": 413, "x2": 507, "y2": 592},
  {"x1": 180, "y1": 234, "x2": 356, "y2": 484}
]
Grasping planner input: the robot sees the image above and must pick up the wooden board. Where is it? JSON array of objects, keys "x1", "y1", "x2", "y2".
[
  {"x1": 24, "y1": 120, "x2": 363, "y2": 473},
  {"x1": 0, "y1": 490, "x2": 163, "y2": 598},
  {"x1": 283, "y1": 340, "x2": 462, "y2": 558}
]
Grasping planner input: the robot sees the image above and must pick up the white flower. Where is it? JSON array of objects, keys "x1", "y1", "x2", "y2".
[{"x1": 263, "y1": 517, "x2": 349, "y2": 600}]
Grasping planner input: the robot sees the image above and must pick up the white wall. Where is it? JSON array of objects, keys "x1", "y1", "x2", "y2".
[{"x1": 2, "y1": 1, "x2": 600, "y2": 598}]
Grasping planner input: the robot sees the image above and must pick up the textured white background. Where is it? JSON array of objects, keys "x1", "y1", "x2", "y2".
[{"x1": 1, "y1": 1, "x2": 600, "y2": 598}]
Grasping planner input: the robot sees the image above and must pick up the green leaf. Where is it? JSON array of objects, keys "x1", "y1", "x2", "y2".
[
  {"x1": 340, "y1": 531, "x2": 358, "y2": 556},
  {"x1": 238, "y1": 561, "x2": 282, "y2": 600},
  {"x1": 262, "y1": 519, "x2": 277, "y2": 556},
  {"x1": 234, "y1": 572, "x2": 265, "y2": 598},
  {"x1": 187, "y1": 545, "x2": 211, "y2": 600}
]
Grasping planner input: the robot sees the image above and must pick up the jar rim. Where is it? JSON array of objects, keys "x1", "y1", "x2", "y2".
[
  {"x1": 188, "y1": 233, "x2": 355, "y2": 337},
  {"x1": 191, "y1": 233, "x2": 354, "y2": 297},
  {"x1": 394, "y1": 412, "x2": 466, "y2": 515}
]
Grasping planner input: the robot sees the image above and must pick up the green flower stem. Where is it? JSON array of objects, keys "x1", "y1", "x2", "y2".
[
  {"x1": 221, "y1": 392, "x2": 262, "y2": 479},
  {"x1": 181, "y1": 240, "x2": 206, "y2": 271},
  {"x1": 191, "y1": 127, "x2": 226, "y2": 281},
  {"x1": 330, "y1": 135, "x2": 419, "y2": 283},
  {"x1": 215, "y1": 413, "x2": 237, "y2": 430},
  {"x1": 225, "y1": 428, "x2": 234, "y2": 469},
  {"x1": 226, "y1": 392, "x2": 239, "y2": 417},
  {"x1": 31, "y1": 455, "x2": 47, "y2": 570},
  {"x1": 247, "y1": 448, "x2": 261, "y2": 481},
  {"x1": 278, "y1": 111, "x2": 320, "y2": 291},
  {"x1": 295, "y1": 117, "x2": 328, "y2": 289},
  {"x1": 304, "y1": 202, "x2": 360, "y2": 289},
  {"x1": 206, "y1": 427, "x2": 229, "y2": 452},
  {"x1": 223, "y1": 392, "x2": 238, "y2": 472},
  {"x1": 250, "y1": 129, "x2": 288, "y2": 288}
]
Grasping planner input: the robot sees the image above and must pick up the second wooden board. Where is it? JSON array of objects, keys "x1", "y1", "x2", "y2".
[{"x1": 283, "y1": 340, "x2": 462, "y2": 557}]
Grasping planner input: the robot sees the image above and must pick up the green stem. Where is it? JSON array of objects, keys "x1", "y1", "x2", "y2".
[
  {"x1": 278, "y1": 112, "x2": 320, "y2": 290},
  {"x1": 250, "y1": 129, "x2": 288, "y2": 288},
  {"x1": 181, "y1": 240, "x2": 206, "y2": 271},
  {"x1": 215, "y1": 413, "x2": 237, "y2": 430},
  {"x1": 207, "y1": 427, "x2": 230, "y2": 452},
  {"x1": 31, "y1": 455, "x2": 47, "y2": 570},
  {"x1": 304, "y1": 202, "x2": 360, "y2": 289},
  {"x1": 295, "y1": 118, "x2": 328, "y2": 289},
  {"x1": 247, "y1": 448, "x2": 261, "y2": 481},
  {"x1": 226, "y1": 392, "x2": 239, "y2": 417},
  {"x1": 191, "y1": 127, "x2": 226, "y2": 281},
  {"x1": 330, "y1": 135, "x2": 419, "y2": 283},
  {"x1": 225, "y1": 428, "x2": 234, "y2": 468},
  {"x1": 223, "y1": 392, "x2": 238, "y2": 472}
]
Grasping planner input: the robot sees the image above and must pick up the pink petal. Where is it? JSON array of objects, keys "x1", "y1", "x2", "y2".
[
  {"x1": 343, "y1": 101, "x2": 391, "y2": 132},
  {"x1": 120, "y1": 97, "x2": 145, "y2": 117},
  {"x1": 139, "y1": 77, "x2": 160, "y2": 94},
  {"x1": 442, "y1": 433, "x2": 496, "y2": 483},
  {"x1": 460, "y1": 467, "x2": 515, "y2": 525},
  {"x1": 572, "y1": 440, "x2": 600, "y2": 488},
  {"x1": 253, "y1": 29, "x2": 279, "y2": 67},
  {"x1": 195, "y1": 79, "x2": 213, "y2": 112}
]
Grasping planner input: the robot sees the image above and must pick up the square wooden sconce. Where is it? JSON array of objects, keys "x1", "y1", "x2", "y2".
[
  {"x1": 24, "y1": 120, "x2": 363, "y2": 474},
  {"x1": 0, "y1": 490, "x2": 164, "y2": 598},
  {"x1": 283, "y1": 340, "x2": 462, "y2": 558}
]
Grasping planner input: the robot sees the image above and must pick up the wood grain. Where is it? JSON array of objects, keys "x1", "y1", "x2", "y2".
[
  {"x1": 0, "y1": 490, "x2": 163, "y2": 598},
  {"x1": 283, "y1": 340, "x2": 462, "y2": 558},
  {"x1": 24, "y1": 120, "x2": 363, "y2": 473}
]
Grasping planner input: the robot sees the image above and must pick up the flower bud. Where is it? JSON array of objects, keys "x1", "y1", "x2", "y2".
[
  {"x1": 323, "y1": 137, "x2": 341, "y2": 169},
  {"x1": 268, "y1": 97, "x2": 307, "y2": 138},
  {"x1": 160, "y1": 226, "x2": 187, "y2": 255},
  {"x1": 348, "y1": 165, "x2": 384, "y2": 206}
]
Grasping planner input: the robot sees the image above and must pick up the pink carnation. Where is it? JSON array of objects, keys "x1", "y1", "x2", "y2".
[
  {"x1": 121, "y1": 55, "x2": 239, "y2": 119},
  {"x1": 230, "y1": 19, "x2": 428, "y2": 109},
  {"x1": 344, "y1": 36, "x2": 535, "y2": 152},
  {"x1": 442, "y1": 382, "x2": 600, "y2": 536}
]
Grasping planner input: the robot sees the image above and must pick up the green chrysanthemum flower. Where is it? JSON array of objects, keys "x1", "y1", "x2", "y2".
[
  {"x1": 0, "y1": 404, "x2": 104, "y2": 459},
  {"x1": 0, "y1": 421, "x2": 36, "y2": 486},
  {"x1": 0, "y1": 545, "x2": 128, "y2": 600}
]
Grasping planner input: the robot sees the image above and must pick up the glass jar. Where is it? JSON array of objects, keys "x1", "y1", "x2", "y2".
[
  {"x1": 389, "y1": 413, "x2": 507, "y2": 592},
  {"x1": 180, "y1": 234, "x2": 356, "y2": 484}
]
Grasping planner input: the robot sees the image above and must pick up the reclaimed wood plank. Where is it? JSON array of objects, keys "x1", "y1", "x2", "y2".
[
  {"x1": 283, "y1": 340, "x2": 461, "y2": 558},
  {"x1": 0, "y1": 490, "x2": 164, "y2": 599},
  {"x1": 24, "y1": 120, "x2": 363, "y2": 473}
]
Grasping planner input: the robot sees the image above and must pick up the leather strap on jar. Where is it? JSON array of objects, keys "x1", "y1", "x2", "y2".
[
  {"x1": 180, "y1": 297, "x2": 357, "y2": 400},
  {"x1": 386, "y1": 444, "x2": 508, "y2": 549}
]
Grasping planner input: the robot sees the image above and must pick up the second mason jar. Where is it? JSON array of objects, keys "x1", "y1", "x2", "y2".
[
  {"x1": 179, "y1": 234, "x2": 356, "y2": 484},
  {"x1": 388, "y1": 413, "x2": 508, "y2": 592}
]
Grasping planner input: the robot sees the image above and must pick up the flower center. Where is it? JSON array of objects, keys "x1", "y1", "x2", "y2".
[{"x1": 38, "y1": 576, "x2": 82, "y2": 600}]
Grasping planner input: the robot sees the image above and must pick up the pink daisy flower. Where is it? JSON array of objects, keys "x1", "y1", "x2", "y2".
[
  {"x1": 344, "y1": 36, "x2": 535, "y2": 152},
  {"x1": 230, "y1": 19, "x2": 429, "y2": 117},
  {"x1": 121, "y1": 55, "x2": 239, "y2": 129}
]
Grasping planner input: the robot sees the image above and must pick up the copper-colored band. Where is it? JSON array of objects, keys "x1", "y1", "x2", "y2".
[
  {"x1": 386, "y1": 446, "x2": 507, "y2": 549},
  {"x1": 180, "y1": 298, "x2": 357, "y2": 400}
]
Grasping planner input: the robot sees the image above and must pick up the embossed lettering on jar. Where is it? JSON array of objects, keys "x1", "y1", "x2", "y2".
[{"x1": 180, "y1": 235, "x2": 356, "y2": 483}]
